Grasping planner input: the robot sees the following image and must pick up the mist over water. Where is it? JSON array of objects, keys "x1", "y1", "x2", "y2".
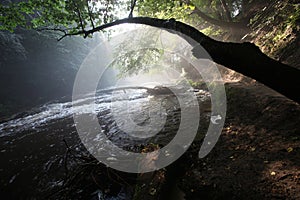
[
  {"x1": 0, "y1": 30, "x2": 117, "y2": 119},
  {"x1": 0, "y1": 24, "x2": 224, "y2": 198}
]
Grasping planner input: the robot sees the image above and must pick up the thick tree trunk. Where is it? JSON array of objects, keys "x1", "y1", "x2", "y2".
[
  {"x1": 192, "y1": 8, "x2": 248, "y2": 31},
  {"x1": 78, "y1": 17, "x2": 300, "y2": 103},
  {"x1": 219, "y1": 0, "x2": 232, "y2": 22}
]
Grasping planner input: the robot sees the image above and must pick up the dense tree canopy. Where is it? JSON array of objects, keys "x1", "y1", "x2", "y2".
[
  {"x1": 0, "y1": 0, "x2": 270, "y2": 38},
  {"x1": 138, "y1": 0, "x2": 268, "y2": 29},
  {"x1": 0, "y1": 0, "x2": 126, "y2": 34},
  {"x1": 1, "y1": 1, "x2": 298, "y2": 42},
  {"x1": 137, "y1": 0, "x2": 273, "y2": 39}
]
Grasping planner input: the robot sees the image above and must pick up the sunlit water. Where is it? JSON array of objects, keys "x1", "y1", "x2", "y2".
[{"x1": 0, "y1": 87, "x2": 211, "y2": 199}]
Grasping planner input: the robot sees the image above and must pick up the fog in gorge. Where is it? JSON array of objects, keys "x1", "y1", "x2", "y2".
[
  {"x1": 0, "y1": 22, "x2": 234, "y2": 199},
  {"x1": 0, "y1": 29, "x2": 117, "y2": 119}
]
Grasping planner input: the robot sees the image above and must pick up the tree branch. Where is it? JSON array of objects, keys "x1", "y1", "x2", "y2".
[
  {"x1": 103, "y1": 0, "x2": 110, "y2": 24},
  {"x1": 72, "y1": 0, "x2": 86, "y2": 32},
  {"x1": 192, "y1": 7, "x2": 247, "y2": 30},
  {"x1": 86, "y1": 0, "x2": 95, "y2": 29},
  {"x1": 219, "y1": 0, "x2": 232, "y2": 22},
  {"x1": 128, "y1": 0, "x2": 137, "y2": 18},
  {"x1": 57, "y1": 17, "x2": 300, "y2": 103},
  {"x1": 37, "y1": 27, "x2": 67, "y2": 35}
]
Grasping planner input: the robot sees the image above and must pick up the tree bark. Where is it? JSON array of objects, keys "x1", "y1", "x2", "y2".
[
  {"x1": 192, "y1": 8, "x2": 249, "y2": 31},
  {"x1": 219, "y1": 0, "x2": 232, "y2": 22},
  {"x1": 70, "y1": 17, "x2": 300, "y2": 103},
  {"x1": 181, "y1": 0, "x2": 249, "y2": 31}
]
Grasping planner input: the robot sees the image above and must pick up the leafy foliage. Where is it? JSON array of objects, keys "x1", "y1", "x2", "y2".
[
  {"x1": 0, "y1": 0, "x2": 274, "y2": 44},
  {"x1": 287, "y1": 3, "x2": 300, "y2": 28},
  {"x1": 200, "y1": 26, "x2": 223, "y2": 37},
  {"x1": 135, "y1": 0, "x2": 270, "y2": 39},
  {"x1": 111, "y1": 48, "x2": 163, "y2": 77},
  {"x1": 0, "y1": 0, "x2": 126, "y2": 34},
  {"x1": 137, "y1": 0, "x2": 195, "y2": 21},
  {"x1": 137, "y1": 0, "x2": 266, "y2": 24},
  {"x1": 249, "y1": 0, "x2": 300, "y2": 64}
]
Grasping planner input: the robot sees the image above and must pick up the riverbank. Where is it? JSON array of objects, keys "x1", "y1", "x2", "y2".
[{"x1": 177, "y1": 82, "x2": 300, "y2": 199}]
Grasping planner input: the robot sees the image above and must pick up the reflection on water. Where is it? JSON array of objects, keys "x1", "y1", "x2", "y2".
[
  {"x1": 0, "y1": 86, "x2": 211, "y2": 199},
  {"x1": 0, "y1": 88, "x2": 147, "y2": 136}
]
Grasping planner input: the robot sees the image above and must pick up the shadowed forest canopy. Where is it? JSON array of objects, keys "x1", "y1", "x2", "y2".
[
  {"x1": 0, "y1": 0, "x2": 299, "y2": 103},
  {"x1": 2, "y1": 0, "x2": 296, "y2": 40}
]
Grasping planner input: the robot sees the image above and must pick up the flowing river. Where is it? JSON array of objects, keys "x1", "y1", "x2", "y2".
[{"x1": 0, "y1": 86, "x2": 211, "y2": 199}]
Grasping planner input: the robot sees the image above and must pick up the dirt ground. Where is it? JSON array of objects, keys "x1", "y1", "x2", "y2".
[{"x1": 174, "y1": 82, "x2": 300, "y2": 200}]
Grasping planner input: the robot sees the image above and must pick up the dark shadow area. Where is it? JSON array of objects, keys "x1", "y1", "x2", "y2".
[{"x1": 177, "y1": 82, "x2": 300, "y2": 199}]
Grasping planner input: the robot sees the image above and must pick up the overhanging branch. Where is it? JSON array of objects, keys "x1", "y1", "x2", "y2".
[
  {"x1": 128, "y1": 0, "x2": 137, "y2": 18},
  {"x1": 57, "y1": 17, "x2": 299, "y2": 103}
]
